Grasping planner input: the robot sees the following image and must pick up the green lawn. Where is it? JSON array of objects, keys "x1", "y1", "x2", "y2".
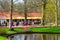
[
  {"x1": 0, "y1": 28, "x2": 60, "y2": 40},
  {"x1": 31, "y1": 28, "x2": 60, "y2": 32},
  {"x1": 0, "y1": 27, "x2": 60, "y2": 34},
  {"x1": 0, "y1": 36, "x2": 7, "y2": 40}
]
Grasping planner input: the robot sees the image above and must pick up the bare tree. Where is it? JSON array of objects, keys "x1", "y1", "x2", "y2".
[
  {"x1": 42, "y1": 0, "x2": 47, "y2": 26},
  {"x1": 55, "y1": 0, "x2": 58, "y2": 26},
  {"x1": 10, "y1": 0, "x2": 14, "y2": 30},
  {"x1": 24, "y1": 0, "x2": 27, "y2": 21}
]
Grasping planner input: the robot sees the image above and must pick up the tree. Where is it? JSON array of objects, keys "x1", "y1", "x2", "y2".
[
  {"x1": 41, "y1": 0, "x2": 58, "y2": 26},
  {"x1": 42, "y1": 0, "x2": 47, "y2": 26},
  {"x1": 58, "y1": 0, "x2": 60, "y2": 25},
  {"x1": 24, "y1": 0, "x2": 27, "y2": 21},
  {"x1": 10, "y1": 0, "x2": 14, "y2": 30},
  {"x1": 55, "y1": 0, "x2": 58, "y2": 26},
  {"x1": 45, "y1": 0, "x2": 56, "y2": 24},
  {"x1": 26, "y1": 0, "x2": 42, "y2": 13},
  {"x1": 13, "y1": 3, "x2": 24, "y2": 13},
  {"x1": 0, "y1": 0, "x2": 10, "y2": 12}
]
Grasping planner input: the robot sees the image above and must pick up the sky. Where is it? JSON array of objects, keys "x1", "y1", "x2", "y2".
[{"x1": 13, "y1": 0, "x2": 24, "y2": 3}]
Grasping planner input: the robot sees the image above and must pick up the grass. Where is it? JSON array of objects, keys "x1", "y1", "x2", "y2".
[
  {"x1": 0, "y1": 27, "x2": 60, "y2": 34},
  {"x1": 0, "y1": 28, "x2": 24, "y2": 34},
  {"x1": 31, "y1": 28, "x2": 60, "y2": 32},
  {"x1": 0, "y1": 36, "x2": 7, "y2": 40},
  {"x1": 14, "y1": 27, "x2": 60, "y2": 32},
  {"x1": 0, "y1": 27, "x2": 60, "y2": 40},
  {"x1": 14, "y1": 28, "x2": 25, "y2": 32}
]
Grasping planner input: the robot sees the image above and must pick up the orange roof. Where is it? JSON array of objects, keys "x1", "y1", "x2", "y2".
[
  {"x1": 21, "y1": 13, "x2": 42, "y2": 17},
  {"x1": 0, "y1": 12, "x2": 42, "y2": 19},
  {"x1": 27, "y1": 13, "x2": 42, "y2": 17}
]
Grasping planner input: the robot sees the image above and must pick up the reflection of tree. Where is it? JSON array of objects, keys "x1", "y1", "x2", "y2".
[
  {"x1": 8, "y1": 36, "x2": 14, "y2": 40},
  {"x1": 54, "y1": 35, "x2": 58, "y2": 40},
  {"x1": 24, "y1": 34, "x2": 27, "y2": 40},
  {"x1": 43, "y1": 34, "x2": 47, "y2": 40}
]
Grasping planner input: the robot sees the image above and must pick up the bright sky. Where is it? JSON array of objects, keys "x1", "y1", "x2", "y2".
[{"x1": 13, "y1": 0, "x2": 24, "y2": 3}]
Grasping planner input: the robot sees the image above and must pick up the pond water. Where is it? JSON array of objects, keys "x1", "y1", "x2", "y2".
[{"x1": 7, "y1": 34, "x2": 60, "y2": 40}]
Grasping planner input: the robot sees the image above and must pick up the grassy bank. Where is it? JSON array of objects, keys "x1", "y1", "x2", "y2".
[
  {"x1": 0, "y1": 36, "x2": 7, "y2": 40},
  {"x1": 0, "y1": 27, "x2": 60, "y2": 35},
  {"x1": 31, "y1": 28, "x2": 60, "y2": 32},
  {"x1": 0, "y1": 28, "x2": 60, "y2": 40}
]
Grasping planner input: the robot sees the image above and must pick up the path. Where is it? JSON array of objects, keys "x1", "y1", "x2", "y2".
[{"x1": 0, "y1": 25, "x2": 49, "y2": 28}]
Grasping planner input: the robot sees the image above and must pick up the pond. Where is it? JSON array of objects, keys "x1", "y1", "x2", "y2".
[{"x1": 6, "y1": 34, "x2": 60, "y2": 40}]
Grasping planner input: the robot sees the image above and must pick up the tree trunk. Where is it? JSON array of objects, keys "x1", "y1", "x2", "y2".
[
  {"x1": 24, "y1": 0, "x2": 27, "y2": 22},
  {"x1": 10, "y1": 0, "x2": 14, "y2": 30},
  {"x1": 55, "y1": 0, "x2": 58, "y2": 27},
  {"x1": 42, "y1": 0, "x2": 47, "y2": 26}
]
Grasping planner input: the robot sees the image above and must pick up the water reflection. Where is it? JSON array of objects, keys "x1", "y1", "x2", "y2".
[
  {"x1": 12, "y1": 35, "x2": 24, "y2": 40},
  {"x1": 58, "y1": 36, "x2": 60, "y2": 40},
  {"x1": 8, "y1": 34, "x2": 59, "y2": 40}
]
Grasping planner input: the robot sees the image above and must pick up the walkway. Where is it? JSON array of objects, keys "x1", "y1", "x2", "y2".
[{"x1": 0, "y1": 25, "x2": 49, "y2": 28}]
